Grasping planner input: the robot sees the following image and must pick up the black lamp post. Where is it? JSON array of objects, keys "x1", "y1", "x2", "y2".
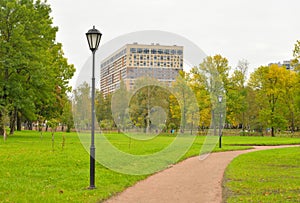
[
  {"x1": 218, "y1": 95, "x2": 223, "y2": 148},
  {"x1": 86, "y1": 26, "x2": 102, "y2": 189}
]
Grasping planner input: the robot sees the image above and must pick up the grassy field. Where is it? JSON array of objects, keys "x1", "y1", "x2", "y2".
[
  {"x1": 223, "y1": 147, "x2": 300, "y2": 202},
  {"x1": 0, "y1": 131, "x2": 299, "y2": 202}
]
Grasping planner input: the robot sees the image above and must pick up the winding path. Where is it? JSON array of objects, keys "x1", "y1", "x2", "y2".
[{"x1": 105, "y1": 145, "x2": 299, "y2": 203}]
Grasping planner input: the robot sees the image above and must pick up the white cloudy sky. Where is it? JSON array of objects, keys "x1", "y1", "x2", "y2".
[{"x1": 47, "y1": 0, "x2": 299, "y2": 75}]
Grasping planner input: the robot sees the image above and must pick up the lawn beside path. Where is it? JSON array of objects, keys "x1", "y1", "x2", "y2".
[
  {"x1": 0, "y1": 131, "x2": 299, "y2": 202},
  {"x1": 223, "y1": 146, "x2": 300, "y2": 202}
]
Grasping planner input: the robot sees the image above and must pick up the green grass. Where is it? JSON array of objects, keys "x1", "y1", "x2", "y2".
[
  {"x1": 222, "y1": 136, "x2": 300, "y2": 146},
  {"x1": 0, "y1": 131, "x2": 299, "y2": 202},
  {"x1": 0, "y1": 131, "x2": 145, "y2": 203},
  {"x1": 223, "y1": 147, "x2": 300, "y2": 202}
]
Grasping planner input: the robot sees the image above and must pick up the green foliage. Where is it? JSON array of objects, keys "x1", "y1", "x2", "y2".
[
  {"x1": 100, "y1": 119, "x2": 114, "y2": 130},
  {"x1": 61, "y1": 100, "x2": 74, "y2": 132},
  {"x1": 72, "y1": 82, "x2": 91, "y2": 131},
  {"x1": 226, "y1": 60, "x2": 249, "y2": 128},
  {"x1": 291, "y1": 40, "x2": 300, "y2": 71},
  {"x1": 128, "y1": 77, "x2": 171, "y2": 133},
  {"x1": 248, "y1": 64, "x2": 298, "y2": 136},
  {"x1": 0, "y1": 0, "x2": 75, "y2": 136}
]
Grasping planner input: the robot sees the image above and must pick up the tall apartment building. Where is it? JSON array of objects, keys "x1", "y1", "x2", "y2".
[{"x1": 100, "y1": 43, "x2": 183, "y2": 95}]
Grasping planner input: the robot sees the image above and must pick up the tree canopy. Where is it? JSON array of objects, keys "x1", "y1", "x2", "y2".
[{"x1": 0, "y1": 0, "x2": 75, "y2": 136}]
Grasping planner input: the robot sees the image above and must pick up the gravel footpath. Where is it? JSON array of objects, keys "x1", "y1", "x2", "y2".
[{"x1": 105, "y1": 145, "x2": 299, "y2": 203}]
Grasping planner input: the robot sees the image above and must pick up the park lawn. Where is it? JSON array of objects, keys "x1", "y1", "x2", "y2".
[
  {"x1": 0, "y1": 131, "x2": 299, "y2": 202},
  {"x1": 223, "y1": 147, "x2": 300, "y2": 202},
  {"x1": 222, "y1": 135, "x2": 300, "y2": 146}
]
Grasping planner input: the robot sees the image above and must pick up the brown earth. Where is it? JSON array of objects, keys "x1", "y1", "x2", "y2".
[{"x1": 105, "y1": 145, "x2": 299, "y2": 203}]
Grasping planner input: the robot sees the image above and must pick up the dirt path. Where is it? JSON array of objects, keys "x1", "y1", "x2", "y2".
[{"x1": 105, "y1": 145, "x2": 299, "y2": 203}]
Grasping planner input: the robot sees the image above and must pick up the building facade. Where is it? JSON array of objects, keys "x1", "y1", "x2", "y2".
[
  {"x1": 268, "y1": 60, "x2": 294, "y2": 70},
  {"x1": 100, "y1": 43, "x2": 183, "y2": 95}
]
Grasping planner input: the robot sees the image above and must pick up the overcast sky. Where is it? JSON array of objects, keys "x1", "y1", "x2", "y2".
[{"x1": 47, "y1": 0, "x2": 299, "y2": 77}]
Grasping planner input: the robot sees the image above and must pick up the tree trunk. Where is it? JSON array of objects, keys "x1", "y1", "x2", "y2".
[
  {"x1": 9, "y1": 122, "x2": 15, "y2": 135},
  {"x1": 0, "y1": 125, "x2": 4, "y2": 136},
  {"x1": 9, "y1": 108, "x2": 17, "y2": 135},
  {"x1": 66, "y1": 124, "x2": 71, "y2": 133},
  {"x1": 146, "y1": 86, "x2": 150, "y2": 134},
  {"x1": 3, "y1": 129, "x2": 7, "y2": 141},
  {"x1": 17, "y1": 112, "x2": 22, "y2": 131},
  {"x1": 271, "y1": 126, "x2": 275, "y2": 137},
  {"x1": 271, "y1": 105, "x2": 275, "y2": 137},
  {"x1": 242, "y1": 112, "x2": 245, "y2": 136}
]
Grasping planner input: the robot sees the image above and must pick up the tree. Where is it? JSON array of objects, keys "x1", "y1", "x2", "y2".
[
  {"x1": 129, "y1": 77, "x2": 170, "y2": 133},
  {"x1": 291, "y1": 40, "x2": 300, "y2": 131},
  {"x1": 196, "y1": 55, "x2": 228, "y2": 134},
  {"x1": 72, "y1": 82, "x2": 91, "y2": 131},
  {"x1": 0, "y1": 0, "x2": 75, "y2": 136},
  {"x1": 248, "y1": 64, "x2": 289, "y2": 136},
  {"x1": 227, "y1": 60, "x2": 249, "y2": 130},
  {"x1": 291, "y1": 40, "x2": 300, "y2": 71},
  {"x1": 110, "y1": 80, "x2": 130, "y2": 132},
  {"x1": 60, "y1": 99, "x2": 74, "y2": 132},
  {"x1": 188, "y1": 67, "x2": 211, "y2": 130},
  {"x1": 170, "y1": 71, "x2": 194, "y2": 133}
]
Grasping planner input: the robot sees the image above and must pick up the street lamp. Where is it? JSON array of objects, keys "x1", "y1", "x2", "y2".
[
  {"x1": 86, "y1": 26, "x2": 102, "y2": 189},
  {"x1": 218, "y1": 95, "x2": 223, "y2": 148}
]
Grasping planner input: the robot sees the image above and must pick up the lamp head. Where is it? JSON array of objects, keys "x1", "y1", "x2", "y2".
[
  {"x1": 218, "y1": 95, "x2": 223, "y2": 103},
  {"x1": 86, "y1": 26, "x2": 102, "y2": 52}
]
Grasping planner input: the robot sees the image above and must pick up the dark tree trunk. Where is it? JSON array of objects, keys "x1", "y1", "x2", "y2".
[
  {"x1": 0, "y1": 125, "x2": 4, "y2": 136},
  {"x1": 17, "y1": 112, "x2": 22, "y2": 131},
  {"x1": 271, "y1": 126, "x2": 275, "y2": 137},
  {"x1": 9, "y1": 109, "x2": 17, "y2": 135},
  {"x1": 66, "y1": 124, "x2": 71, "y2": 132}
]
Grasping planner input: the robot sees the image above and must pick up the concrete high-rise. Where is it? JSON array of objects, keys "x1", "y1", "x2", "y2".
[{"x1": 100, "y1": 43, "x2": 183, "y2": 95}]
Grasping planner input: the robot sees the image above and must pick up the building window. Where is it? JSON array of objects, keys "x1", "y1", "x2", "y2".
[
  {"x1": 130, "y1": 48, "x2": 136, "y2": 53},
  {"x1": 137, "y1": 48, "x2": 142, "y2": 53},
  {"x1": 151, "y1": 49, "x2": 157, "y2": 54},
  {"x1": 177, "y1": 50, "x2": 183, "y2": 55}
]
